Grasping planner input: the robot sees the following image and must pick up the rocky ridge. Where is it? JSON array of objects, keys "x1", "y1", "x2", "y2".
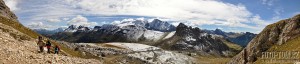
[
  {"x1": 228, "y1": 14, "x2": 300, "y2": 64},
  {"x1": 158, "y1": 23, "x2": 237, "y2": 57},
  {"x1": 0, "y1": 0, "x2": 17, "y2": 20}
]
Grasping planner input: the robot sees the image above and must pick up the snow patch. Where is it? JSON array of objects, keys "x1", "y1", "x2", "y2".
[
  {"x1": 185, "y1": 36, "x2": 196, "y2": 41},
  {"x1": 105, "y1": 43, "x2": 160, "y2": 51},
  {"x1": 143, "y1": 30, "x2": 165, "y2": 41},
  {"x1": 163, "y1": 31, "x2": 176, "y2": 40}
]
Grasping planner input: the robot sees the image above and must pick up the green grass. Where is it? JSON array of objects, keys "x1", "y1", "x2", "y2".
[
  {"x1": 222, "y1": 39, "x2": 243, "y2": 51},
  {"x1": 0, "y1": 16, "x2": 40, "y2": 39},
  {"x1": 254, "y1": 36, "x2": 300, "y2": 64},
  {"x1": 194, "y1": 55, "x2": 231, "y2": 64}
]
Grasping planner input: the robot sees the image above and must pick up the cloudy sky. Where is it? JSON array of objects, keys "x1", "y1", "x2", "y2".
[{"x1": 3, "y1": 0, "x2": 300, "y2": 33}]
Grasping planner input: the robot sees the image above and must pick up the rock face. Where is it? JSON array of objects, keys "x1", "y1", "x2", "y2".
[
  {"x1": 158, "y1": 23, "x2": 233, "y2": 57},
  {"x1": 0, "y1": 0, "x2": 17, "y2": 20},
  {"x1": 228, "y1": 14, "x2": 300, "y2": 64},
  {"x1": 145, "y1": 19, "x2": 176, "y2": 32},
  {"x1": 64, "y1": 25, "x2": 79, "y2": 32}
]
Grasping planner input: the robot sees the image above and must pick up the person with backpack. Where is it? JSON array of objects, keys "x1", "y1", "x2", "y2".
[
  {"x1": 46, "y1": 40, "x2": 52, "y2": 53},
  {"x1": 37, "y1": 36, "x2": 45, "y2": 53},
  {"x1": 54, "y1": 45, "x2": 60, "y2": 54}
]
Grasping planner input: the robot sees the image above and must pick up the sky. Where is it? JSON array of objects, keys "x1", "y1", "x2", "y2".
[{"x1": 3, "y1": 0, "x2": 300, "y2": 33}]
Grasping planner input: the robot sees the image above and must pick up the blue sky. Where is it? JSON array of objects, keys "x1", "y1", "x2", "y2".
[{"x1": 3, "y1": 0, "x2": 300, "y2": 33}]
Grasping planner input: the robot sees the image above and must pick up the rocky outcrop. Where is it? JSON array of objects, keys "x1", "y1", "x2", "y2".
[
  {"x1": 228, "y1": 14, "x2": 300, "y2": 64},
  {"x1": 145, "y1": 19, "x2": 176, "y2": 32},
  {"x1": 158, "y1": 23, "x2": 234, "y2": 57},
  {"x1": 0, "y1": 0, "x2": 17, "y2": 20}
]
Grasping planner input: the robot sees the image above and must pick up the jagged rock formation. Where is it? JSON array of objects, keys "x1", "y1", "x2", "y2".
[
  {"x1": 228, "y1": 14, "x2": 300, "y2": 64},
  {"x1": 145, "y1": 19, "x2": 176, "y2": 32},
  {"x1": 51, "y1": 19, "x2": 175, "y2": 43},
  {"x1": 157, "y1": 23, "x2": 236, "y2": 57},
  {"x1": 0, "y1": 0, "x2": 17, "y2": 20}
]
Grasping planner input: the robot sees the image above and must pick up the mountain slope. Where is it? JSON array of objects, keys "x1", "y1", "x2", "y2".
[
  {"x1": 157, "y1": 23, "x2": 240, "y2": 57},
  {"x1": 228, "y1": 14, "x2": 300, "y2": 64},
  {"x1": 0, "y1": 23, "x2": 100, "y2": 63},
  {"x1": 0, "y1": 0, "x2": 101, "y2": 63},
  {"x1": 204, "y1": 29, "x2": 256, "y2": 47},
  {"x1": 227, "y1": 32, "x2": 256, "y2": 47}
]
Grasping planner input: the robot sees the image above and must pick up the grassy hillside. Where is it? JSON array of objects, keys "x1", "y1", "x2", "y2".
[
  {"x1": 254, "y1": 36, "x2": 300, "y2": 63},
  {"x1": 0, "y1": 16, "x2": 96, "y2": 59},
  {"x1": 0, "y1": 16, "x2": 39, "y2": 39}
]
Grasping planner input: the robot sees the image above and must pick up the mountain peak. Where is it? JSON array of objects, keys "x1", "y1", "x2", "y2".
[
  {"x1": 152, "y1": 19, "x2": 162, "y2": 22},
  {"x1": 177, "y1": 23, "x2": 188, "y2": 28}
]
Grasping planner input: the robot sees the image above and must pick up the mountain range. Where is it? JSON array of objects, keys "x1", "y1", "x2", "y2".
[
  {"x1": 41, "y1": 18, "x2": 258, "y2": 57},
  {"x1": 41, "y1": 19, "x2": 255, "y2": 47}
]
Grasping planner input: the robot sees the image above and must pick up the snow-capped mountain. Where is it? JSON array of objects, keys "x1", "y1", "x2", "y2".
[
  {"x1": 51, "y1": 19, "x2": 177, "y2": 43},
  {"x1": 145, "y1": 19, "x2": 176, "y2": 32},
  {"x1": 64, "y1": 25, "x2": 78, "y2": 32},
  {"x1": 114, "y1": 19, "x2": 148, "y2": 27},
  {"x1": 63, "y1": 25, "x2": 90, "y2": 32},
  {"x1": 113, "y1": 19, "x2": 175, "y2": 32}
]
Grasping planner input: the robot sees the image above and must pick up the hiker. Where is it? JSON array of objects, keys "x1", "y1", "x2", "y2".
[
  {"x1": 54, "y1": 45, "x2": 60, "y2": 54},
  {"x1": 37, "y1": 36, "x2": 45, "y2": 53},
  {"x1": 46, "y1": 40, "x2": 52, "y2": 53}
]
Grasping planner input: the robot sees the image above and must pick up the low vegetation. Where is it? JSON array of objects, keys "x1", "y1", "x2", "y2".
[
  {"x1": 0, "y1": 16, "x2": 39, "y2": 39},
  {"x1": 0, "y1": 16, "x2": 98, "y2": 60}
]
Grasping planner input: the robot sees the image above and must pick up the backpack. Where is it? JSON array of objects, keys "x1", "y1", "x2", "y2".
[{"x1": 46, "y1": 41, "x2": 51, "y2": 46}]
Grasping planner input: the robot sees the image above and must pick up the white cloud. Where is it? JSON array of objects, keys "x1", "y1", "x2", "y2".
[
  {"x1": 13, "y1": 0, "x2": 270, "y2": 32},
  {"x1": 62, "y1": 18, "x2": 70, "y2": 21},
  {"x1": 251, "y1": 15, "x2": 270, "y2": 26},
  {"x1": 47, "y1": 18, "x2": 61, "y2": 23},
  {"x1": 27, "y1": 22, "x2": 54, "y2": 29},
  {"x1": 262, "y1": 0, "x2": 276, "y2": 6},
  {"x1": 62, "y1": 0, "x2": 267, "y2": 29},
  {"x1": 4, "y1": 0, "x2": 18, "y2": 11},
  {"x1": 67, "y1": 15, "x2": 98, "y2": 27}
]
